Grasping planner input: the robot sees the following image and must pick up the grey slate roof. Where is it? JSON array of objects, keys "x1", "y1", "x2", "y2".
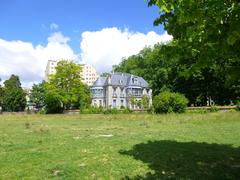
[
  {"x1": 91, "y1": 72, "x2": 149, "y2": 88},
  {"x1": 92, "y1": 77, "x2": 107, "y2": 87}
]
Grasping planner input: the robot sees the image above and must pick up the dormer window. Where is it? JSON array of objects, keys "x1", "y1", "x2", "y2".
[
  {"x1": 132, "y1": 78, "x2": 137, "y2": 84},
  {"x1": 132, "y1": 77, "x2": 138, "y2": 84}
]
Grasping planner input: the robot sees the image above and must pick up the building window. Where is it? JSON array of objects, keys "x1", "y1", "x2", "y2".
[
  {"x1": 113, "y1": 87, "x2": 117, "y2": 97},
  {"x1": 121, "y1": 100, "x2": 124, "y2": 106},
  {"x1": 99, "y1": 100, "x2": 102, "y2": 106},
  {"x1": 113, "y1": 99, "x2": 116, "y2": 108}
]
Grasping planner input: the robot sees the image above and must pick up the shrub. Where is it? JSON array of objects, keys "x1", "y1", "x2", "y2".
[
  {"x1": 236, "y1": 101, "x2": 240, "y2": 111},
  {"x1": 209, "y1": 106, "x2": 219, "y2": 112},
  {"x1": 186, "y1": 109, "x2": 208, "y2": 114},
  {"x1": 45, "y1": 92, "x2": 63, "y2": 114},
  {"x1": 122, "y1": 107, "x2": 133, "y2": 114},
  {"x1": 103, "y1": 108, "x2": 119, "y2": 114},
  {"x1": 38, "y1": 108, "x2": 47, "y2": 114},
  {"x1": 153, "y1": 91, "x2": 189, "y2": 114},
  {"x1": 80, "y1": 106, "x2": 103, "y2": 114},
  {"x1": 147, "y1": 106, "x2": 155, "y2": 114}
]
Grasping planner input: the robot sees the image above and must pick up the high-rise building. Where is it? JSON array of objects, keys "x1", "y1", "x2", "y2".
[
  {"x1": 80, "y1": 64, "x2": 99, "y2": 86},
  {"x1": 44, "y1": 60, "x2": 58, "y2": 81},
  {"x1": 44, "y1": 60, "x2": 99, "y2": 86}
]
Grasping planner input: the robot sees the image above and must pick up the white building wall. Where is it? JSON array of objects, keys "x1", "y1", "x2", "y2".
[
  {"x1": 45, "y1": 60, "x2": 57, "y2": 81},
  {"x1": 80, "y1": 64, "x2": 99, "y2": 86}
]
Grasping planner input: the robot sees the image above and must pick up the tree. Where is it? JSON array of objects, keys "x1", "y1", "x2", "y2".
[
  {"x1": 0, "y1": 79, "x2": 3, "y2": 107},
  {"x1": 46, "y1": 60, "x2": 91, "y2": 111},
  {"x1": 2, "y1": 75, "x2": 26, "y2": 112},
  {"x1": 44, "y1": 86, "x2": 63, "y2": 114},
  {"x1": 115, "y1": 42, "x2": 240, "y2": 106},
  {"x1": 129, "y1": 96, "x2": 136, "y2": 109},
  {"x1": 142, "y1": 95, "x2": 150, "y2": 109},
  {"x1": 101, "y1": 72, "x2": 111, "y2": 77},
  {"x1": 30, "y1": 82, "x2": 46, "y2": 109},
  {"x1": 147, "y1": 0, "x2": 240, "y2": 80}
]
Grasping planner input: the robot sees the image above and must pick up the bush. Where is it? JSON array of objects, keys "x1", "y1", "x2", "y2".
[
  {"x1": 45, "y1": 92, "x2": 63, "y2": 114},
  {"x1": 153, "y1": 91, "x2": 188, "y2": 114},
  {"x1": 103, "y1": 108, "x2": 119, "y2": 114},
  {"x1": 209, "y1": 106, "x2": 219, "y2": 112},
  {"x1": 186, "y1": 109, "x2": 208, "y2": 114},
  {"x1": 122, "y1": 107, "x2": 133, "y2": 114},
  {"x1": 80, "y1": 106, "x2": 134, "y2": 114},
  {"x1": 80, "y1": 106, "x2": 103, "y2": 114},
  {"x1": 236, "y1": 101, "x2": 240, "y2": 111},
  {"x1": 38, "y1": 108, "x2": 47, "y2": 114},
  {"x1": 147, "y1": 106, "x2": 155, "y2": 114}
]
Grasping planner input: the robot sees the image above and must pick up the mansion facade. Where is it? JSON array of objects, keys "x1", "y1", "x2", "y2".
[{"x1": 90, "y1": 73, "x2": 152, "y2": 109}]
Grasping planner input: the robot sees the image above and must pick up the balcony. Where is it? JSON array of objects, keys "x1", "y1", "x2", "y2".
[{"x1": 91, "y1": 93, "x2": 104, "y2": 98}]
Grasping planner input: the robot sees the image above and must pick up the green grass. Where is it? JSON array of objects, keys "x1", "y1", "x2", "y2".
[{"x1": 0, "y1": 112, "x2": 240, "y2": 179}]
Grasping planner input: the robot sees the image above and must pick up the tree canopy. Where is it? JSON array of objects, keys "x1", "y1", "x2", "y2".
[
  {"x1": 45, "y1": 60, "x2": 91, "y2": 112},
  {"x1": 114, "y1": 0, "x2": 240, "y2": 105},
  {"x1": 30, "y1": 82, "x2": 46, "y2": 109},
  {"x1": 114, "y1": 43, "x2": 239, "y2": 106},
  {"x1": 147, "y1": 0, "x2": 240, "y2": 79},
  {"x1": 2, "y1": 75, "x2": 26, "y2": 112},
  {"x1": 0, "y1": 79, "x2": 3, "y2": 107}
]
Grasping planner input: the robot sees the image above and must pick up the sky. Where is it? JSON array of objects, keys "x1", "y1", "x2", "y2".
[{"x1": 0, "y1": 0, "x2": 172, "y2": 87}]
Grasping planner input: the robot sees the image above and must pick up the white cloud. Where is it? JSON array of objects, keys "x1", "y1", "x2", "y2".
[
  {"x1": 50, "y1": 23, "x2": 59, "y2": 30},
  {"x1": 80, "y1": 27, "x2": 172, "y2": 72},
  {"x1": 0, "y1": 27, "x2": 172, "y2": 87},
  {"x1": 0, "y1": 32, "x2": 76, "y2": 87}
]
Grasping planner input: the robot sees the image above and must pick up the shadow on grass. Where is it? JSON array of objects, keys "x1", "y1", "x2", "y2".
[{"x1": 120, "y1": 140, "x2": 240, "y2": 179}]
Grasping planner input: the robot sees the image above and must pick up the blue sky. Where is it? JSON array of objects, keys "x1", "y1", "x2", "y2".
[
  {"x1": 0, "y1": 0, "x2": 164, "y2": 53},
  {"x1": 0, "y1": 0, "x2": 171, "y2": 86}
]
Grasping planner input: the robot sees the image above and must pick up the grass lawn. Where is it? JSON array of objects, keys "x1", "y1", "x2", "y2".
[{"x1": 0, "y1": 112, "x2": 240, "y2": 179}]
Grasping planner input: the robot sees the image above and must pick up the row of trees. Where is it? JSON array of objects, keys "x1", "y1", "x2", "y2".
[
  {"x1": 114, "y1": 0, "x2": 240, "y2": 106},
  {"x1": 0, "y1": 60, "x2": 91, "y2": 113}
]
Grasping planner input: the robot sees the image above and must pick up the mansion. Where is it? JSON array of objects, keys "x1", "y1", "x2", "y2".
[{"x1": 90, "y1": 73, "x2": 152, "y2": 109}]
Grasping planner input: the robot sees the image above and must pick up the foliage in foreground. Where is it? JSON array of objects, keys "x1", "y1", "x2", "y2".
[
  {"x1": 147, "y1": 0, "x2": 240, "y2": 77},
  {"x1": 153, "y1": 91, "x2": 188, "y2": 113}
]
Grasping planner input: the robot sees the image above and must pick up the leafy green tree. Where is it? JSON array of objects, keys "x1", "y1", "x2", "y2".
[
  {"x1": 44, "y1": 86, "x2": 63, "y2": 114},
  {"x1": 115, "y1": 41, "x2": 240, "y2": 106},
  {"x1": 2, "y1": 75, "x2": 26, "y2": 112},
  {"x1": 30, "y1": 82, "x2": 46, "y2": 109},
  {"x1": 142, "y1": 95, "x2": 150, "y2": 109},
  {"x1": 129, "y1": 96, "x2": 136, "y2": 109},
  {"x1": 0, "y1": 79, "x2": 3, "y2": 107},
  {"x1": 147, "y1": 0, "x2": 240, "y2": 79},
  {"x1": 46, "y1": 60, "x2": 91, "y2": 111},
  {"x1": 101, "y1": 72, "x2": 111, "y2": 77}
]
